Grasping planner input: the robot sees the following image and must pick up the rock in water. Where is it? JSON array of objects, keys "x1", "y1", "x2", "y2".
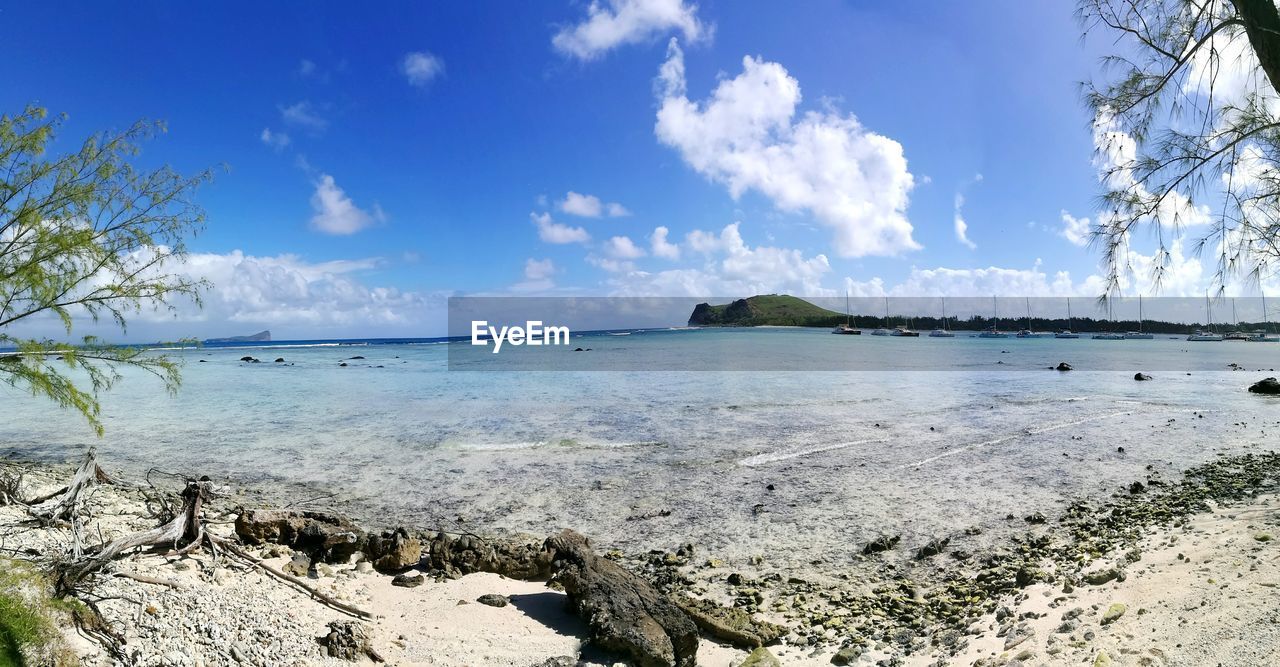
[
  {"x1": 1249, "y1": 377, "x2": 1280, "y2": 394},
  {"x1": 235, "y1": 509, "x2": 367, "y2": 564},
  {"x1": 544, "y1": 529, "x2": 697, "y2": 667},
  {"x1": 1056, "y1": 362, "x2": 1073, "y2": 371},
  {"x1": 738, "y1": 647, "x2": 782, "y2": 667},
  {"x1": 862, "y1": 534, "x2": 900, "y2": 554},
  {"x1": 366, "y1": 527, "x2": 422, "y2": 573},
  {"x1": 1134, "y1": 373, "x2": 1152, "y2": 381},
  {"x1": 318, "y1": 621, "x2": 383, "y2": 661}
]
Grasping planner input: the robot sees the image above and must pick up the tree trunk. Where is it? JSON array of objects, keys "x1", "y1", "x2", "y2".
[{"x1": 1231, "y1": 0, "x2": 1280, "y2": 96}]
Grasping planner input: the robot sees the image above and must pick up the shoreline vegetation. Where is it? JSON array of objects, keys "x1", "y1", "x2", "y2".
[
  {"x1": 2, "y1": 447, "x2": 1279, "y2": 666},
  {"x1": 689, "y1": 295, "x2": 1275, "y2": 334}
]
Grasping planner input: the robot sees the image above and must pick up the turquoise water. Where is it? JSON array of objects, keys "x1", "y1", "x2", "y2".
[{"x1": 3, "y1": 328, "x2": 1278, "y2": 573}]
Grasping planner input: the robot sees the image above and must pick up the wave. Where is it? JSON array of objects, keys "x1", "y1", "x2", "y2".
[{"x1": 739, "y1": 438, "x2": 889, "y2": 467}]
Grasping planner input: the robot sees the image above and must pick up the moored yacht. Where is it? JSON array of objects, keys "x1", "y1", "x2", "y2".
[
  {"x1": 1249, "y1": 294, "x2": 1277, "y2": 341},
  {"x1": 891, "y1": 325, "x2": 920, "y2": 337},
  {"x1": 978, "y1": 296, "x2": 1009, "y2": 337},
  {"x1": 1015, "y1": 297, "x2": 1049, "y2": 337},
  {"x1": 870, "y1": 297, "x2": 892, "y2": 335},
  {"x1": 929, "y1": 297, "x2": 955, "y2": 337},
  {"x1": 1092, "y1": 299, "x2": 1124, "y2": 339},
  {"x1": 1188, "y1": 294, "x2": 1223, "y2": 341},
  {"x1": 832, "y1": 292, "x2": 861, "y2": 335},
  {"x1": 1055, "y1": 297, "x2": 1080, "y2": 338},
  {"x1": 1124, "y1": 296, "x2": 1154, "y2": 338}
]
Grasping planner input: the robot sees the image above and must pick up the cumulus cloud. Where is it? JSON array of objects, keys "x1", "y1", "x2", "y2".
[
  {"x1": 655, "y1": 40, "x2": 918, "y2": 258},
  {"x1": 649, "y1": 226, "x2": 680, "y2": 260},
  {"x1": 1059, "y1": 211, "x2": 1091, "y2": 247},
  {"x1": 402, "y1": 51, "x2": 444, "y2": 87},
  {"x1": 280, "y1": 101, "x2": 327, "y2": 131},
  {"x1": 953, "y1": 193, "x2": 976, "y2": 250},
  {"x1": 604, "y1": 235, "x2": 646, "y2": 259},
  {"x1": 532, "y1": 212, "x2": 591, "y2": 244},
  {"x1": 260, "y1": 128, "x2": 290, "y2": 151},
  {"x1": 553, "y1": 0, "x2": 708, "y2": 61},
  {"x1": 512, "y1": 257, "x2": 558, "y2": 292},
  {"x1": 606, "y1": 222, "x2": 831, "y2": 296},
  {"x1": 558, "y1": 191, "x2": 630, "y2": 218},
  {"x1": 309, "y1": 174, "x2": 381, "y2": 235}
]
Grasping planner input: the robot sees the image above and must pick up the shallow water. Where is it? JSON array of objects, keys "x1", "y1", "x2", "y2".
[{"x1": 3, "y1": 328, "x2": 1279, "y2": 575}]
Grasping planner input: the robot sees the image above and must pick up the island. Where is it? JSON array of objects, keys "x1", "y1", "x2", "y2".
[
  {"x1": 689, "y1": 295, "x2": 844, "y2": 327},
  {"x1": 204, "y1": 330, "x2": 271, "y2": 344}
]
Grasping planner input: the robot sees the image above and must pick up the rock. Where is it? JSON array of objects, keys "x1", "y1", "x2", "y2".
[
  {"x1": 348, "y1": 355, "x2": 366, "y2": 360},
  {"x1": 239, "y1": 356, "x2": 255, "y2": 362},
  {"x1": 675, "y1": 596, "x2": 787, "y2": 649},
  {"x1": 738, "y1": 647, "x2": 782, "y2": 667},
  {"x1": 1084, "y1": 567, "x2": 1122, "y2": 586},
  {"x1": 274, "y1": 358, "x2": 285, "y2": 363},
  {"x1": 1255, "y1": 532, "x2": 1273, "y2": 542},
  {"x1": 830, "y1": 646, "x2": 860, "y2": 665},
  {"x1": 1056, "y1": 362, "x2": 1072, "y2": 371},
  {"x1": 338, "y1": 362, "x2": 348, "y2": 367},
  {"x1": 477, "y1": 593, "x2": 509, "y2": 607},
  {"x1": 862, "y1": 534, "x2": 900, "y2": 555},
  {"x1": 366, "y1": 527, "x2": 422, "y2": 573},
  {"x1": 1093, "y1": 650, "x2": 1113, "y2": 667},
  {"x1": 1024, "y1": 511, "x2": 1047, "y2": 524},
  {"x1": 318, "y1": 621, "x2": 383, "y2": 661},
  {"x1": 1129, "y1": 481, "x2": 1145, "y2": 494},
  {"x1": 283, "y1": 553, "x2": 311, "y2": 577},
  {"x1": 1134, "y1": 373, "x2": 1152, "y2": 381},
  {"x1": 545, "y1": 529, "x2": 697, "y2": 667},
  {"x1": 235, "y1": 509, "x2": 367, "y2": 564},
  {"x1": 425, "y1": 531, "x2": 552, "y2": 580},
  {"x1": 355, "y1": 561, "x2": 373, "y2": 574},
  {"x1": 392, "y1": 573, "x2": 424, "y2": 588},
  {"x1": 1249, "y1": 377, "x2": 1280, "y2": 394},
  {"x1": 530, "y1": 658, "x2": 577, "y2": 667},
  {"x1": 915, "y1": 537, "x2": 950, "y2": 559},
  {"x1": 1101, "y1": 602, "x2": 1126, "y2": 625}
]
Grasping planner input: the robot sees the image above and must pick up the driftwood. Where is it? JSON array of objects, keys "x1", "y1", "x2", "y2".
[{"x1": 28, "y1": 448, "x2": 116, "y2": 525}]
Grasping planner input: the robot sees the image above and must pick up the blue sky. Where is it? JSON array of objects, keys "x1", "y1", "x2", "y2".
[{"x1": 1, "y1": 1, "x2": 1243, "y2": 339}]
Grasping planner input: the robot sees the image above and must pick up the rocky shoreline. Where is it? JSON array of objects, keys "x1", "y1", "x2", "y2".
[{"x1": 1, "y1": 449, "x2": 1279, "y2": 666}]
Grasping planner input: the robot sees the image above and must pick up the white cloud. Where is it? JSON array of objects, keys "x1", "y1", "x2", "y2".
[
  {"x1": 553, "y1": 0, "x2": 708, "y2": 61},
  {"x1": 649, "y1": 226, "x2": 680, "y2": 260},
  {"x1": 953, "y1": 192, "x2": 976, "y2": 250},
  {"x1": 1060, "y1": 210, "x2": 1091, "y2": 247},
  {"x1": 606, "y1": 222, "x2": 831, "y2": 296},
  {"x1": 532, "y1": 212, "x2": 591, "y2": 244},
  {"x1": 280, "y1": 101, "x2": 327, "y2": 131},
  {"x1": 558, "y1": 191, "x2": 630, "y2": 218},
  {"x1": 309, "y1": 174, "x2": 380, "y2": 235},
  {"x1": 524, "y1": 258, "x2": 556, "y2": 280},
  {"x1": 402, "y1": 51, "x2": 444, "y2": 87},
  {"x1": 604, "y1": 235, "x2": 646, "y2": 259},
  {"x1": 299, "y1": 59, "x2": 317, "y2": 76},
  {"x1": 260, "y1": 128, "x2": 290, "y2": 151},
  {"x1": 655, "y1": 40, "x2": 919, "y2": 258}
]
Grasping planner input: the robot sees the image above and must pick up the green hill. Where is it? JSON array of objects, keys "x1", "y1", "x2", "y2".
[{"x1": 688, "y1": 295, "x2": 845, "y2": 327}]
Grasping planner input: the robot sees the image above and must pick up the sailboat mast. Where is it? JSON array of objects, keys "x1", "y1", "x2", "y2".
[
  {"x1": 1266, "y1": 293, "x2": 1271, "y2": 334},
  {"x1": 1067, "y1": 297, "x2": 1073, "y2": 331},
  {"x1": 845, "y1": 291, "x2": 851, "y2": 327},
  {"x1": 1025, "y1": 297, "x2": 1031, "y2": 330},
  {"x1": 1139, "y1": 295, "x2": 1143, "y2": 333}
]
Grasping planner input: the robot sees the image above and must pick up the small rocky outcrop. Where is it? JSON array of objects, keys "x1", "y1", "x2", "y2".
[
  {"x1": 318, "y1": 621, "x2": 383, "y2": 662},
  {"x1": 738, "y1": 647, "x2": 782, "y2": 666},
  {"x1": 675, "y1": 596, "x2": 786, "y2": 649},
  {"x1": 1249, "y1": 377, "x2": 1280, "y2": 394},
  {"x1": 235, "y1": 509, "x2": 366, "y2": 564},
  {"x1": 365, "y1": 527, "x2": 422, "y2": 573},
  {"x1": 476, "y1": 593, "x2": 509, "y2": 607},
  {"x1": 1134, "y1": 373, "x2": 1152, "y2": 381},
  {"x1": 862, "y1": 534, "x2": 900, "y2": 555},
  {"x1": 425, "y1": 531, "x2": 551, "y2": 580},
  {"x1": 544, "y1": 530, "x2": 698, "y2": 667},
  {"x1": 1055, "y1": 362, "x2": 1073, "y2": 371}
]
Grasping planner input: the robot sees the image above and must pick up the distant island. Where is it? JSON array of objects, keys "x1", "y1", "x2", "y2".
[
  {"x1": 688, "y1": 295, "x2": 1272, "y2": 334},
  {"x1": 204, "y1": 330, "x2": 271, "y2": 344}
]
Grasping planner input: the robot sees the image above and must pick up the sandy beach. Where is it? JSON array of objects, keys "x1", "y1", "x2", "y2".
[{"x1": 3, "y1": 445, "x2": 1278, "y2": 667}]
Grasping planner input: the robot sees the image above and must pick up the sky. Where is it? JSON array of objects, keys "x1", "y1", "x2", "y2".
[{"x1": 1, "y1": 1, "x2": 1268, "y2": 339}]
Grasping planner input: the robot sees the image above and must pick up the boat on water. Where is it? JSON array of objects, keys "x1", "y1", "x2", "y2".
[
  {"x1": 1224, "y1": 299, "x2": 1249, "y2": 340},
  {"x1": 978, "y1": 296, "x2": 1009, "y2": 338},
  {"x1": 1015, "y1": 298, "x2": 1049, "y2": 337},
  {"x1": 1092, "y1": 299, "x2": 1124, "y2": 339},
  {"x1": 870, "y1": 297, "x2": 892, "y2": 335},
  {"x1": 1188, "y1": 294, "x2": 1223, "y2": 341},
  {"x1": 929, "y1": 297, "x2": 955, "y2": 337},
  {"x1": 832, "y1": 292, "x2": 861, "y2": 335},
  {"x1": 1249, "y1": 294, "x2": 1277, "y2": 341},
  {"x1": 1124, "y1": 295, "x2": 1154, "y2": 338},
  {"x1": 1055, "y1": 297, "x2": 1080, "y2": 338},
  {"x1": 891, "y1": 325, "x2": 920, "y2": 337}
]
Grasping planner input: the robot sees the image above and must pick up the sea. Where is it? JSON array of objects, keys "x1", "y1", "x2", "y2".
[{"x1": 3, "y1": 327, "x2": 1279, "y2": 575}]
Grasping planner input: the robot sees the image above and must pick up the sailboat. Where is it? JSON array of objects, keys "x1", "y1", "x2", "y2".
[
  {"x1": 929, "y1": 297, "x2": 955, "y2": 337},
  {"x1": 1016, "y1": 297, "x2": 1048, "y2": 337},
  {"x1": 1224, "y1": 298, "x2": 1249, "y2": 340},
  {"x1": 870, "y1": 297, "x2": 892, "y2": 335},
  {"x1": 1124, "y1": 295, "x2": 1154, "y2": 339},
  {"x1": 832, "y1": 292, "x2": 861, "y2": 335},
  {"x1": 1188, "y1": 293, "x2": 1224, "y2": 341},
  {"x1": 1055, "y1": 297, "x2": 1080, "y2": 338},
  {"x1": 1250, "y1": 293, "x2": 1278, "y2": 341},
  {"x1": 978, "y1": 296, "x2": 1009, "y2": 338},
  {"x1": 1092, "y1": 298, "x2": 1125, "y2": 339}
]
